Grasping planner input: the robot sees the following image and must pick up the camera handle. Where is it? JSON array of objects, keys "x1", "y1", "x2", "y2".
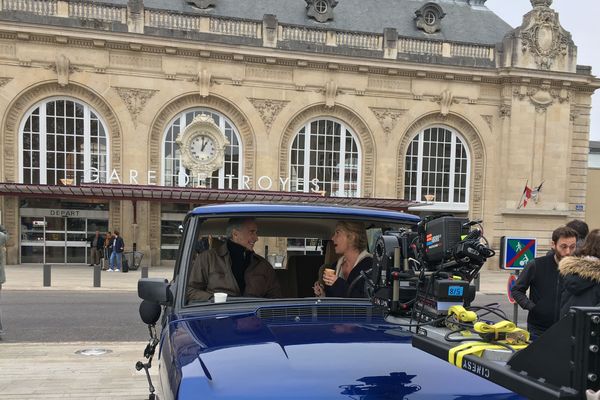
[{"x1": 136, "y1": 324, "x2": 159, "y2": 400}]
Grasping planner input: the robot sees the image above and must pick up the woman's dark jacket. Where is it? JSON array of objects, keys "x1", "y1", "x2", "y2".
[
  {"x1": 558, "y1": 255, "x2": 600, "y2": 317},
  {"x1": 325, "y1": 254, "x2": 373, "y2": 298}
]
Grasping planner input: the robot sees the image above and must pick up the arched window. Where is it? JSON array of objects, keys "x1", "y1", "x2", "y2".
[
  {"x1": 19, "y1": 98, "x2": 109, "y2": 185},
  {"x1": 404, "y1": 126, "x2": 470, "y2": 210},
  {"x1": 162, "y1": 108, "x2": 242, "y2": 189},
  {"x1": 290, "y1": 118, "x2": 361, "y2": 197}
]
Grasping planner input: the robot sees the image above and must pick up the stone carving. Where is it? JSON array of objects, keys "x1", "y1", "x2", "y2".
[
  {"x1": 519, "y1": 1, "x2": 573, "y2": 70},
  {"x1": 305, "y1": 0, "x2": 338, "y2": 23},
  {"x1": 499, "y1": 104, "x2": 512, "y2": 118},
  {"x1": 415, "y1": 2, "x2": 446, "y2": 34},
  {"x1": 198, "y1": 69, "x2": 212, "y2": 98},
  {"x1": 325, "y1": 80, "x2": 338, "y2": 108},
  {"x1": 513, "y1": 86, "x2": 569, "y2": 113},
  {"x1": 249, "y1": 98, "x2": 290, "y2": 134},
  {"x1": 0, "y1": 77, "x2": 12, "y2": 88},
  {"x1": 435, "y1": 90, "x2": 456, "y2": 116},
  {"x1": 481, "y1": 115, "x2": 493, "y2": 131},
  {"x1": 56, "y1": 54, "x2": 71, "y2": 87},
  {"x1": 188, "y1": 0, "x2": 215, "y2": 8},
  {"x1": 114, "y1": 87, "x2": 158, "y2": 126},
  {"x1": 370, "y1": 107, "x2": 407, "y2": 140}
]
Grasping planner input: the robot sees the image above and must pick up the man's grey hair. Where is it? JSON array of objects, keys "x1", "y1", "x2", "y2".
[{"x1": 225, "y1": 217, "x2": 256, "y2": 238}]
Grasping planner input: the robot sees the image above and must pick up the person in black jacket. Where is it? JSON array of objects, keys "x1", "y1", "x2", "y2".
[
  {"x1": 511, "y1": 225, "x2": 578, "y2": 337},
  {"x1": 108, "y1": 230, "x2": 125, "y2": 272},
  {"x1": 558, "y1": 229, "x2": 600, "y2": 317},
  {"x1": 313, "y1": 221, "x2": 372, "y2": 298}
]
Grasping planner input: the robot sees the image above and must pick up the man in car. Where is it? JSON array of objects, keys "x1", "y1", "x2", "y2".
[
  {"x1": 186, "y1": 217, "x2": 281, "y2": 302},
  {"x1": 511, "y1": 225, "x2": 578, "y2": 338}
]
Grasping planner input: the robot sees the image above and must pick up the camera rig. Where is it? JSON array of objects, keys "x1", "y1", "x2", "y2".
[
  {"x1": 365, "y1": 215, "x2": 599, "y2": 399},
  {"x1": 367, "y1": 215, "x2": 495, "y2": 323}
]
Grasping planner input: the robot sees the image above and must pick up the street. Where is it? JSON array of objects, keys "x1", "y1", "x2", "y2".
[{"x1": 0, "y1": 290, "x2": 527, "y2": 343}]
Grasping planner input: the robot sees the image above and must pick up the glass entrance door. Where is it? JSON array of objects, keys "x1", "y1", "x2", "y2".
[
  {"x1": 45, "y1": 217, "x2": 66, "y2": 264},
  {"x1": 66, "y1": 217, "x2": 87, "y2": 263}
]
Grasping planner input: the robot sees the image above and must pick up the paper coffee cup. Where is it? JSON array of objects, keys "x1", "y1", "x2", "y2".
[
  {"x1": 214, "y1": 292, "x2": 228, "y2": 303},
  {"x1": 324, "y1": 268, "x2": 336, "y2": 276}
]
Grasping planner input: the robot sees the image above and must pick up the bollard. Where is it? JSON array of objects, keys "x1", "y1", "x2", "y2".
[
  {"x1": 141, "y1": 266, "x2": 149, "y2": 279},
  {"x1": 43, "y1": 264, "x2": 51, "y2": 287},
  {"x1": 93, "y1": 264, "x2": 101, "y2": 288}
]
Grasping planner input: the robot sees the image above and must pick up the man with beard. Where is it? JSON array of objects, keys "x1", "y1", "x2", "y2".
[{"x1": 511, "y1": 226, "x2": 578, "y2": 338}]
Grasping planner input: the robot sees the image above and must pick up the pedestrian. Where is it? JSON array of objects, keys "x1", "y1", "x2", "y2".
[
  {"x1": 566, "y1": 219, "x2": 589, "y2": 248},
  {"x1": 108, "y1": 230, "x2": 124, "y2": 272},
  {"x1": 511, "y1": 225, "x2": 578, "y2": 338},
  {"x1": 0, "y1": 225, "x2": 8, "y2": 336},
  {"x1": 87, "y1": 230, "x2": 103, "y2": 267},
  {"x1": 558, "y1": 229, "x2": 600, "y2": 317},
  {"x1": 103, "y1": 231, "x2": 112, "y2": 270}
]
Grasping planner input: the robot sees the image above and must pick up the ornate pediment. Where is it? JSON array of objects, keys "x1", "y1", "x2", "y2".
[{"x1": 501, "y1": 0, "x2": 576, "y2": 72}]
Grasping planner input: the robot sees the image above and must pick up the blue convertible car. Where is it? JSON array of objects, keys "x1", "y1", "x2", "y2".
[{"x1": 137, "y1": 203, "x2": 523, "y2": 399}]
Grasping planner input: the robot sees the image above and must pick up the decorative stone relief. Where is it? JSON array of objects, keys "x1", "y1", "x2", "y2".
[
  {"x1": 434, "y1": 90, "x2": 457, "y2": 116},
  {"x1": 305, "y1": 0, "x2": 338, "y2": 23},
  {"x1": 324, "y1": 80, "x2": 338, "y2": 108},
  {"x1": 415, "y1": 2, "x2": 446, "y2": 34},
  {"x1": 55, "y1": 54, "x2": 71, "y2": 87},
  {"x1": 0, "y1": 77, "x2": 12, "y2": 88},
  {"x1": 519, "y1": 0, "x2": 574, "y2": 70},
  {"x1": 499, "y1": 104, "x2": 512, "y2": 118},
  {"x1": 513, "y1": 85, "x2": 570, "y2": 113},
  {"x1": 248, "y1": 98, "x2": 289, "y2": 134},
  {"x1": 114, "y1": 87, "x2": 158, "y2": 127},
  {"x1": 481, "y1": 115, "x2": 493, "y2": 131},
  {"x1": 197, "y1": 69, "x2": 212, "y2": 98},
  {"x1": 370, "y1": 107, "x2": 407, "y2": 140}
]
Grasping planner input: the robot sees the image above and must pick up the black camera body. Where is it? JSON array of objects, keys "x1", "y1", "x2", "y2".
[{"x1": 368, "y1": 215, "x2": 495, "y2": 322}]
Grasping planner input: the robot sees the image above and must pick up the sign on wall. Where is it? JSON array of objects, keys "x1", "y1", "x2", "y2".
[{"x1": 499, "y1": 236, "x2": 537, "y2": 270}]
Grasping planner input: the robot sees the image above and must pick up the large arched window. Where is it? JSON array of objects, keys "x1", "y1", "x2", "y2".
[
  {"x1": 404, "y1": 126, "x2": 470, "y2": 210},
  {"x1": 19, "y1": 98, "x2": 109, "y2": 185},
  {"x1": 289, "y1": 118, "x2": 361, "y2": 197},
  {"x1": 162, "y1": 108, "x2": 242, "y2": 189}
]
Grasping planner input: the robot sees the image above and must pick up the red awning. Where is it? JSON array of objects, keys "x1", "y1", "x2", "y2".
[{"x1": 0, "y1": 182, "x2": 417, "y2": 211}]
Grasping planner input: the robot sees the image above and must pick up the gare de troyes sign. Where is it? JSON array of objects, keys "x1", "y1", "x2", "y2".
[{"x1": 85, "y1": 168, "x2": 323, "y2": 192}]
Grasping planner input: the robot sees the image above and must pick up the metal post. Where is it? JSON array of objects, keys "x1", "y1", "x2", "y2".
[
  {"x1": 93, "y1": 264, "x2": 101, "y2": 287},
  {"x1": 43, "y1": 264, "x2": 51, "y2": 287},
  {"x1": 141, "y1": 266, "x2": 149, "y2": 279},
  {"x1": 264, "y1": 245, "x2": 268, "y2": 258}
]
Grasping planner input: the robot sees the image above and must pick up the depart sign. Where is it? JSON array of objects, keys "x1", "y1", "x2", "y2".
[{"x1": 499, "y1": 236, "x2": 537, "y2": 270}]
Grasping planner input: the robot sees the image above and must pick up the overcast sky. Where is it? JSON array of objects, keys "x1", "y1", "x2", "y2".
[{"x1": 486, "y1": 0, "x2": 600, "y2": 141}]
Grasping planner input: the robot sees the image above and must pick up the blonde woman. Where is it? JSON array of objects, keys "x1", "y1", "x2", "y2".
[{"x1": 313, "y1": 221, "x2": 372, "y2": 298}]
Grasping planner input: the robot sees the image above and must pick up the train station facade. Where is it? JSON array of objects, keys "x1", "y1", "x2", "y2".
[{"x1": 0, "y1": 0, "x2": 598, "y2": 266}]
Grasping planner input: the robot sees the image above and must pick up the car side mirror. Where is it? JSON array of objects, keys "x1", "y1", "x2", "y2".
[{"x1": 138, "y1": 278, "x2": 173, "y2": 306}]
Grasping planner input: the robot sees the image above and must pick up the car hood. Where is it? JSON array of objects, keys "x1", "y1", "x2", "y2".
[{"x1": 168, "y1": 309, "x2": 522, "y2": 399}]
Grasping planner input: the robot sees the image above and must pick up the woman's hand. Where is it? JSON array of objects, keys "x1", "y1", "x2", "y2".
[
  {"x1": 322, "y1": 271, "x2": 338, "y2": 286},
  {"x1": 313, "y1": 281, "x2": 325, "y2": 297}
]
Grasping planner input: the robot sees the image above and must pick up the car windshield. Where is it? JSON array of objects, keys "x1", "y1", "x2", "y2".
[{"x1": 184, "y1": 214, "x2": 416, "y2": 306}]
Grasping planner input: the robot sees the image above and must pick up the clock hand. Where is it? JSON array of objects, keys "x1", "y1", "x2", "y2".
[{"x1": 201, "y1": 138, "x2": 207, "y2": 151}]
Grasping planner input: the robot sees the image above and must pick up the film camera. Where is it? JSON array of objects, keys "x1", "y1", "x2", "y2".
[{"x1": 367, "y1": 216, "x2": 495, "y2": 324}]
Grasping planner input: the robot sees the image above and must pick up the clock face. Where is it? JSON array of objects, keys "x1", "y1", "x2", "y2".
[{"x1": 189, "y1": 134, "x2": 217, "y2": 162}]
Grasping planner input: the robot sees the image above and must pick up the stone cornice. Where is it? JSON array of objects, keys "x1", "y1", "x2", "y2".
[{"x1": 0, "y1": 23, "x2": 597, "y2": 93}]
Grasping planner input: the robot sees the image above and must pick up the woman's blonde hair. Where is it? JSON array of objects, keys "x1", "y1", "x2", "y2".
[{"x1": 336, "y1": 221, "x2": 368, "y2": 252}]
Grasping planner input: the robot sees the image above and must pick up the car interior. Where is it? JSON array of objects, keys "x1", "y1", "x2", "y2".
[{"x1": 187, "y1": 216, "x2": 415, "y2": 302}]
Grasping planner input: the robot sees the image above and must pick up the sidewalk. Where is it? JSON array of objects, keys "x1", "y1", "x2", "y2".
[
  {"x1": 3, "y1": 263, "x2": 514, "y2": 294},
  {"x1": 0, "y1": 341, "x2": 158, "y2": 399},
  {"x1": 3, "y1": 264, "x2": 174, "y2": 291}
]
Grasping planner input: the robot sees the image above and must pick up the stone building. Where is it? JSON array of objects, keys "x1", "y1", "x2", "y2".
[{"x1": 0, "y1": 0, "x2": 598, "y2": 266}]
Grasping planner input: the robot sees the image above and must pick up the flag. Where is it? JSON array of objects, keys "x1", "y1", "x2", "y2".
[{"x1": 517, "y1": 180, "x2": 544, "y2": 209}]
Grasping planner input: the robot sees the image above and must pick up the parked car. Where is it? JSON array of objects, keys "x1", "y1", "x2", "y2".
[{"x1": 137, "y1": 203, "x2": 523, "y2": 399}]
